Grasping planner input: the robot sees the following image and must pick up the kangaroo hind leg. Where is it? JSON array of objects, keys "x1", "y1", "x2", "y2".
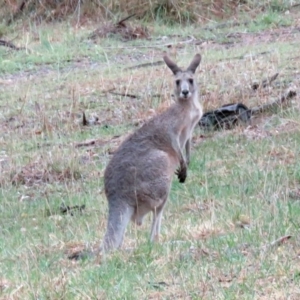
[{"x1": 150, "y1": 205, "x2": 165, "y2": 242}]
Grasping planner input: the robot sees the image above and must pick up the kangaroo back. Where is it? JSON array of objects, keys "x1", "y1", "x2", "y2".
[{"x1": 101, "y1": 54, "x2": 203, "y2": 252}]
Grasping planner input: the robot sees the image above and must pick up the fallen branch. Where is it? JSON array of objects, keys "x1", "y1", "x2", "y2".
[
  {"x1": 0, "y1": 39, "x2": 24, "y2": 50},
  {"x1": 199, "y1": 88, "x2": 297, "y2": 131},
  {"x1": 125, "y1": 61, "x2": 164, "y2": 70},
  {"x1": 116, "y1": 14, "x2": 136, "y2": 26},
  {"x1": 261, "y1": 235, "x2": 292, "y2": 253},
  {"x1": 74, "y1": 138, "x2": 109, "y2": 148},
  {"x1": 166, "y1": 38, "x2": 197, "y2": 48},
  {"x1": 251, "y1": 73, "x2": 279, "y2": 90},
  {"x1": 256, "y1": 235, "x2": 293, "y2": 261},
  {"x1": 269, "y1": 235, "x2": 292, "y2": 247},
  {"x1": 109, "y1": 91, "x2": 139, "y2": 99},
  {"x1": 250, "y1": 89, "x2": 297, "y2": 115}
]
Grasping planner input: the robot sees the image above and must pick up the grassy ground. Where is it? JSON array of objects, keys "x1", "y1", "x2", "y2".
[{"x1": 1, "y1": 6, "x2": 300, "y2": 299}]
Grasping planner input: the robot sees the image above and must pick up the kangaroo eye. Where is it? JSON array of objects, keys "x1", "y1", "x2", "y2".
[
  {"x1": 176, "y1": 80, "x2": 180, "y2": 86},
  {"x1": 189, "y1": 79, "x2": 194, "y2": 84}
]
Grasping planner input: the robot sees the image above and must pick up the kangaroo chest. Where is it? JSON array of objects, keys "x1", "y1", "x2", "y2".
[
  {"x1": 189, "y1": 101, "x2": 203, "y2": 129},
  {"x1": 178, "y1": 102, "x2": 202, "y2": 148}
]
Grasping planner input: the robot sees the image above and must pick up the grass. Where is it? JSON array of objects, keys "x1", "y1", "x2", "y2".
[
  {"x1": 1, "y1": 5, "x2": 300, "y2": 299},
  {"x1": 0, "y1": 0, "x2": 294, "y2": 25}
]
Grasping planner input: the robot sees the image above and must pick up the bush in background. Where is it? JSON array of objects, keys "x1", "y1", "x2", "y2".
[{"x1": 1, "y1": 0, "x2": 292, "y2": 25}]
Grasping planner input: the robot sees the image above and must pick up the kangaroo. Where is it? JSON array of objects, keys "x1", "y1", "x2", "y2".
[{"x1": 101, "y1": 54, "x2": 203, "y2": 252}]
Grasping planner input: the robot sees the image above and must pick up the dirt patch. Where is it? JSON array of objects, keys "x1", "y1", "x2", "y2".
[{"x1": 8, "y1": 158, "x2": 81, "y2": 186}]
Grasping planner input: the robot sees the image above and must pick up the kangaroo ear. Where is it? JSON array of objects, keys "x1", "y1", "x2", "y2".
[
  {"x1": 163, "y1": 55, "x2": 182, "y2": 75},
  {"x1": 187, "y1": 54, "x2": 201, "y2": 73}
]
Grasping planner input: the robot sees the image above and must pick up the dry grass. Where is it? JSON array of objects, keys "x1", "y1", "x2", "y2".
[
  {"x1": 1, "y1": 0, "x2": 294, "y2": 25},
  {"x1": 1, "y1": 5, "x2": 300, "y2": 299}
]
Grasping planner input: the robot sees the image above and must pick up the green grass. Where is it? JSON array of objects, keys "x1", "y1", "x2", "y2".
[{"x1": 1, "y1": 7, "x2": 300, "y2": 299}]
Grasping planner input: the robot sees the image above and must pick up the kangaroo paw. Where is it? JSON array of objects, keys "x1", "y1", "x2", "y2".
[{"x1": 175, "y1": 166, "x2": 187, "y2": 183}]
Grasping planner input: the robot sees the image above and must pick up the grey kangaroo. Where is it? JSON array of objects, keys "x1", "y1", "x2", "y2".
[{"x1": 101, "y1": 54, "x2": 203, "y2": 252}]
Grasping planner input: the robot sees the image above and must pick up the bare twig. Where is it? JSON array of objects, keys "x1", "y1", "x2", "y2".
[
  {"x1": 74, "y1": 134, "x2": 125, "y2": 149},
  {"x1": 259, "y1": 235, "x2": 293, "y2": 261},
  {"x1": 251, "y1": 73, "x2": 279, "y2": 90},
  {"x1": 74, "y1": 139, "x2": 108, "y2": 148},
  {"x1": 109, "y1": 91, "x2": 139, "y2": 99},
  {"x1": 125, "y1": 61, "x2": 164, "y2": 70},
  {"x1": 117, "y1": 14, "x2": 136, "y2": 26},
  {"x1": 269, "y1": 235, "x2": 292, "y2": 247},
  {"x1": 82, "y1": 111, "x2": 88, "y2": 126}
]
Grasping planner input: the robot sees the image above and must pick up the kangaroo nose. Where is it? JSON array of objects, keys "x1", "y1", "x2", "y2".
[{"x1": 182, "y1": 90, "x2": 189, "y2": 96}]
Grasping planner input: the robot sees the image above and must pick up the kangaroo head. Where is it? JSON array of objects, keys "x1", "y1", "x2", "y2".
[{"x1": 163, "y1": 54, "x2": 201, "y2": 100}]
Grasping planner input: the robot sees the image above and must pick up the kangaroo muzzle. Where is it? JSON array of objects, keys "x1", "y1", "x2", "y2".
[{"x1": 180, "y1": 81, "x2": 191, "y2": 99}]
